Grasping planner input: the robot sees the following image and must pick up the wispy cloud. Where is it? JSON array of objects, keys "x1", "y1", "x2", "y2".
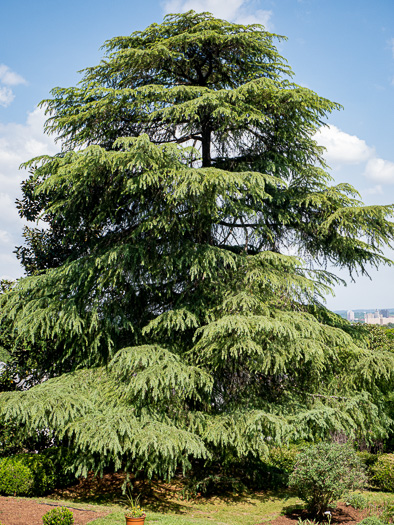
[
  {"x1": 0, "y1": 65, "x2": 27, "y2": 87},
  {"x1": 0, "y1": 64, "x2": 27, "y2": 108},
  {"x1": 162, "y1": 0, "x2": 272, "y2": 28},
  {"x1": 0, "y1": 87, "x2": 14, "y2": 108}
]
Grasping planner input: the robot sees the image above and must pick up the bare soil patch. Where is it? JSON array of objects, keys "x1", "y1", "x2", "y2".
[
  {"x1": 0, "y1": 496, "x2": 111, "y2": 525},
  {"x1": 262, "y1": 503, "x2": 368, "y2": 525}
]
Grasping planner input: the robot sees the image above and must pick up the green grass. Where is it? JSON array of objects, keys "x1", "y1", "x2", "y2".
[
  {"x1": 35, "y1": 488, "x2": 394, "y2": 525},
  {"x1": 38, "y1": 491, "x2": 302, "y2": 525}
]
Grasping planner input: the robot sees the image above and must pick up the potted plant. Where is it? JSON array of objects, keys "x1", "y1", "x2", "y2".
[{"x1": 121, "y1": 487, "x2": 146, "y2": 524}]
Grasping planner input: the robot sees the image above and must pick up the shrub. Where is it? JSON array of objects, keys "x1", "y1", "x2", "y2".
[
  {"x1": 41, "y1": 447, "x2": 78, "y2": 488},
  {"x1": 356, "y1": 451, "x2": 379, "y2": 483},
  {"x1": 42, "y1": 507, "x2": 74, "y2": 525},
  {"x1": 265, "y1": 445, "x2": 300, "y2": 488},
  {"x1": 372, "y1": 454, "x2": 394, "y2": 492},
  {"x1": 0, "y1": 457, "x2": 34, "y2": 495},
  {"x1": 13, "y1": 453, "x2": 56, "y2": 495},
  {"x1": 289, "y1": 442, "x2": 366, "y2": 516},
  {"x1": 345, "y1": 493, "x2": 368, "y2": 510},
  {"x1": 268, "y1": 445, "x2": 300, "y2": 472}
]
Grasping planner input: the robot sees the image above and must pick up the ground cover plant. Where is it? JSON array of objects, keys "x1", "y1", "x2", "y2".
[{"x1": 1, "y1": 10, "x2": 394, "y2": 486}]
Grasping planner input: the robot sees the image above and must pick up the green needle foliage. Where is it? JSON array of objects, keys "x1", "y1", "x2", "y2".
[{"x1": 1, "y1": 11, "x2": 394, "y2": 481}]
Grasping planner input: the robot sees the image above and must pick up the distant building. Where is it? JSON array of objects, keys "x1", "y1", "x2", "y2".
[
  {"x1": 364, "y1": 311, "x2": 394, "y2": 325},
  {"x1": 347, "y1": 310, "x2": 355, "y2": 322},
  {"x1": 381, "y1": 309, "x2": 390, "y2": 318}
]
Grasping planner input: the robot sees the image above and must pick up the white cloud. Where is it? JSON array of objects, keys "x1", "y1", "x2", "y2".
[
  {"x1": 162, "y1": 0, "x2": 272, "y2": 27},
  {"x1": 0, "y1": 65, "x2": 27, "y2": 108},
  {"x1": 0, "y1": 106, "x2": 58, "y2": 278},
  {"x1": 315, "y1": 125, "x2": 374, "y2": 166},
  {"x1": 0, "y1": 87, "x2": 14, "y2": 108},
  {"x1": 364, "y1": 157, "x2": 394, "y2": 184},
  {"x1": 0, "y1": 64, "x2": 27, "y2": 87}
]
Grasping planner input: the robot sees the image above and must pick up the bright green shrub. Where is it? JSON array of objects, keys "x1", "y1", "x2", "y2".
[
  {"x1": 8, "y1": 449, "x2": 77, "y2": 495},
  {"x1": 371, "y1": 454, "x2": 394, "y2": 492},
  {"x1": 268, "y1": 445, "x2": 300, "y2": 472},
  {"x1": 42, "y1": 507, "x2": 74, "y2": 525},
  {"x1": 345, "y1": 493, "x2": 368, "y2": 510},
  {"x1": 289, "y1": 442, "x2": 366, "y2": 516},
  {"x1": 13, "y1": 453, "x2": 56, "y2": 495},
  {"x1": 0, "y1": 457, "x2": 34, "y2": 495}
]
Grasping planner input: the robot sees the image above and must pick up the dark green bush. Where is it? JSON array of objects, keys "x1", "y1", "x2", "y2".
[
  {"x1": 263, "y1": 445, "x2": 300, "y2": 488},
  {"x1": 42, "y1": 507, "x2": 74, "y2": 525},
  {"x1": 356, "y1": 451, "x2": 379, "y2": 482},
  {"x1": 0, "y1": 457, "x2": 34, "y2": 495},
  {"x1": 13, "y1": 453, "x2": 56, "y2": 495},
  {"x1": 371, "y1": 454, "x2": 394, "y2": 492},
  {"x1": 289, "y1": 442, "x2": 366, "y2": 516},
  {"x1": 41, "y1": 447, "x2": 78, "y2": 488},
  {"x1": 7, "y1": 449, "x2": 78, "y2": 495}
]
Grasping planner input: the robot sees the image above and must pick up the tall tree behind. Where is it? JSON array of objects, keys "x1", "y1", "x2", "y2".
[{"x1": 2, "y1": 12, "x2": 394, "y2": 479}]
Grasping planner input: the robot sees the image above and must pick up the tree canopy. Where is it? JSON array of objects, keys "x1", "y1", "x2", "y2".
[{"x1": 1, "y1": 11, "x2": 394, "y2": 480}]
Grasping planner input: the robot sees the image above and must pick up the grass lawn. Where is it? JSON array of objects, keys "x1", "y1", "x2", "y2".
[
  {"x1": 36, "y1": 487, "x2": 394, "y2": 525},
  {"x1": 40, "y1": 490, "x2": 302, "y2": 525}
]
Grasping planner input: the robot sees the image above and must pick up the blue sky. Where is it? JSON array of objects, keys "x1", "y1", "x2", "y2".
[{"x1": 0, "y1": 0, "x2": 393, "y2": 310}]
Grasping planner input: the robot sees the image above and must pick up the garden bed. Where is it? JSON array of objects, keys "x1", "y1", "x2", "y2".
[
  {"x1": 266, "y1": 503, "x2": 368, "y2": 525},
  {"x1": 0, "y1": 496, "x2": 110, "y2": 525}
]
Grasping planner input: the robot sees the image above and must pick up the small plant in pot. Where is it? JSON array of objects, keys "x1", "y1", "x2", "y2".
[{"x1": 121, "y1": 487, "x2": 146, "y2": 524}]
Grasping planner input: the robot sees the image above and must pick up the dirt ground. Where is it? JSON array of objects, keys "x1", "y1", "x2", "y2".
[
  {"x1": 0, "y1": 496, "x2": 111, "y2": 525},
  {"x1": 264, "y1": 503, "x2": 368, "y2": 525}
]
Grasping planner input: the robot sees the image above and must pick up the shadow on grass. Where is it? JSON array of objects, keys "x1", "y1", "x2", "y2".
[{"x1": 51, "y1": 471, "x2": 295, "y2": 516}]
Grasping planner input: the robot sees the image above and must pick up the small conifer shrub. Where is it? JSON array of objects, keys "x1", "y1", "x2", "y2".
[{"x1": 42, "y1": 507, "x2": 74, "y2": 525}]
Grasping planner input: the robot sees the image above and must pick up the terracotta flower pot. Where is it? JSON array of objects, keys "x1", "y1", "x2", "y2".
[{"x1": 125, "y1": 514, "x2": 146, "y2": 525}]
